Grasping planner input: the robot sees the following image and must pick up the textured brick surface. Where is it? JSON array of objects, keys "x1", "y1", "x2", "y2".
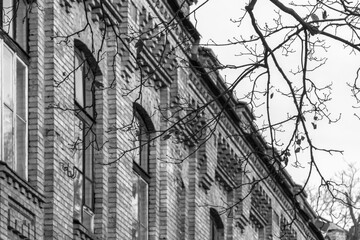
[{"x1": 0, "y1": 1, "x2": 324, "y2": 240}]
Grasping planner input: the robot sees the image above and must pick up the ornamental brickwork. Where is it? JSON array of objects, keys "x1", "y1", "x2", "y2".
[{"x1": 0, "y1": 1, "x2": 324, "y2": 240}]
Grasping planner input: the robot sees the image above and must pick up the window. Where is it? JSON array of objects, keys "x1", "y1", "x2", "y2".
[
  {"x1": 131, "y1": 110, "x2": 150, "y2": 240},
  {"x1": 133, "y1": 111, "x2": 149, "y2": 172},
  {"x1": 0, "y1": 39, "x2": 28, "y2": 179},
  {"x1": 73, "y1": 47, "x2": 96, "y2": 232},
  {"x1": 210, "y1": 208, "x2": 224, "y2": 240},
  {"x1": 1, "y1": 0, "x2": 29, "y2": 51}
]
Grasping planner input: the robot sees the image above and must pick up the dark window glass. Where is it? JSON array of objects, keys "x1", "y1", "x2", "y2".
[
  {"x1": 73, "y1": 48, "x2": 96, "y2": 232},
  {"x1": 132, "y1": 109, "x2": 151, "y2": 240},
  {"x1": 131, "y1": 172, "x2": 148, "y2": 240},
  {"x1": 210, "y1": 209, "x2": 224, "y2": 240},
  {"x1": 133, "y1": 112, "x2": 149, "y2": 172}
]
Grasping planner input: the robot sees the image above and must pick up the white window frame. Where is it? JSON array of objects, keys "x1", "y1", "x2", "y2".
[{"x1": 0, "y1": 39, "x2": 28, "y2": 180}]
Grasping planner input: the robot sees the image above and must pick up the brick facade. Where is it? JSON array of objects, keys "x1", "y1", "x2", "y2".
[{"x1": 0, "y1": 1, "x2": 324, "y2": 240}]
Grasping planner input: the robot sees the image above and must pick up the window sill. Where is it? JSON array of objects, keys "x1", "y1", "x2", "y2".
[
  {"x1": 73, "y1": 220, "x2": 99, "y2": 240},
  {"x1": 0, "y1": 162, "x2": 45, "y2": 208}
]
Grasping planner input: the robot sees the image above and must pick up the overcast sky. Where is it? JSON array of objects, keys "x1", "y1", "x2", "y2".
[{"x1": 190, "y1": 0, "x2": 360, "y2": 186}]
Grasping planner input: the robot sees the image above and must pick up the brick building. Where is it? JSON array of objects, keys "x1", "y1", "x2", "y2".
[
  {"x1": 315, "y1": 218, "x2": 347, "y2": 240},
  {"x1": 0, "y1": 0, "x2": 324, "y2": 240}
]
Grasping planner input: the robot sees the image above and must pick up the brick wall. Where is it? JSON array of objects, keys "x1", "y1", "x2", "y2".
[{"x1": 0, "y1": 1, "x2": 324, "y2": 240}]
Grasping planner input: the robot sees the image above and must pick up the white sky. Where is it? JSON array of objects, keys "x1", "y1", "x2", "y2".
[{"x1": 190, "y1": 0, "x2": 360, "y2": 186}]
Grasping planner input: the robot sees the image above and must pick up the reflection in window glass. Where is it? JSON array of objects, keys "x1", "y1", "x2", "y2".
[
  {"x1": 74, "y1": 118, "x2": 83, "y2": 170},
  {"x1": 74, "y1": 49, "x2": 94, "y2": 116},
  {"x1": 84, "y1": 127, "x2": 93, "y2": 179},
  {"x1": 16, "y1": 117, "x2": 26, "y2": 178},
  {"x1": 16, "y1": 59, "x2": 26, "y2": 119},
  {"x1": 3, "y1": 46, "x2": 13, "y2": 108},
  {"x1": 73, "y1": 47, "x2": 96, "y2": 232},
  {"x1": 2, "y1": 0, "x2": 14, "y2": 37},
  {"x1": 74, "y1": 52, "x2": 84, "y2": 107},
  {"x1": 133, "y1": 113, "x2": 149, "y2": 172},
  {"x1": 73, "y1": 117, "x2": 95, "y2": 225},
  {"x1": 0, "y1": 36, "x2": 28, "y2": 179},
  {"x1": 15, "y1": 0, "x2": 28, "y2": 51},
  {"x1": 3, "y1": 106, "x2": 14, "y2": 167},
  {"x1": 84, "y1": 66, "x2": 94, "y2": 116},
  {"x1": 84, "y1": 178, "x2": 93, "y2": 208},
  {"x1": 2, "y1": 0, "x2": 28, "y2": 50},
  {"x1": 73, "y1": 172, "x2": 83, "y2": 220},
  {"x1": 132, "y1": 172, "x2": 148, "y2": 240}
]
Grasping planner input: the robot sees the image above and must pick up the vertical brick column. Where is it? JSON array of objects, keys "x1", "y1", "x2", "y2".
[
  {"x1": 43, "y1": 0, "x2": 76, "y2": 238},
  {"x1": 159, "y1": 86, "x2": 170, "y2": 239},
  {"x1": 28, "y1": 0, "x2": 45, "y2": 194},
  {"x1": 107, "y1": 37, "x2": 133, "y2": 240}
]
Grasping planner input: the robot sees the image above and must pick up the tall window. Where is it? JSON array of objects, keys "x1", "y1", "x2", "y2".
[
  {"x1": 73, "y1": 48, "x2": 96, "y2": 232},
  {"x1": 1, "y1": 0, "x2": 29, "y2": 51},
  {"x1": 131, "y1": 110, "x2": 150, "y2": 240},
  {"x1": 210, "y1": 208, "x2": 224, "y2": 240},
  {"x1": 0, "y1": 39, "x2": 28, "y2": 179}
]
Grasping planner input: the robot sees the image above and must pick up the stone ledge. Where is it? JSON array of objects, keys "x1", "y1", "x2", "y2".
[
  {"x1": 73, "y1": 221, "x2": 99, "y2": 240},
  {"x1": 0, "y1": 162, "x2": 45, "y2": 209},
  {"x1": 250, "y1": 206, "x2": 268, "y2": 228}
]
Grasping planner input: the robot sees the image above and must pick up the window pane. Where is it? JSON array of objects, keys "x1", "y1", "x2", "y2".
[
  {"x1": 74, "y1": 171, "x2": 83, "y2": 221},
  {"x1": 138, "y1": 115, "x2": 149, "y2": 172},
  {"x1": 133, "y1": 114, "x2": 149, "y2": 172},
  {"x1": 133, "y1": 136, "x2": 140, "y2": 166},
  {"x1": 2, "y1": 0, "x2": 14, "y2": 37},
  {"x1": 16, "y1": 116, "x2": 26, "y2": 178},
  {"x1": 84, "y1": 128, "x2": 93, "y2": 179},
  {"x1": 84, "y1": 178, "x2": 93, "y2": 208},
  {"x1": 74, "y1": 54, "x2": 84, "y2": 107},
  {"x1": 132, "y1": 116, "x2": 140, "y2": 166},
  {"x1": 16, "y1": 58, "x2": 26, "y2": 120},
  {"x1": 138, "y1": 177, "x2": 148, "y2": 240},
  {"x1": 139, "y1": 124, "x2": 149, "y2": 172},
  {"x1": 3, "y1": 46, "x2": 13, "y2": 108},
  {"x1": 132, "y1": 173, "x2": 148, "y2": 240},
  {"x1": 132, "y1": 173, "x2": 139, "y2": 240},
  {"x1": 74, "y1": 118, "x2": 83, "y2": 170},
  {"x1": 3, "y1": 106, "x2": 14, "y2": 168},
  {"x1": 15, "y1": 0, "x2": 28, "y2": 51},
  {"x1": 139, "y1": 224, "x2": 148, "y2": 240},
  {"x1": 84, "y1": 66, "x2": 94, "y2": 117}
]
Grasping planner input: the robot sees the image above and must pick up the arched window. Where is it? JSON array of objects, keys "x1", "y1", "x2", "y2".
[
  {"x1": 133, "y1": 110, "x2": 149, "y2": 171},
  {"x1": 131, "y1": 105, "x2": 152, "y2": 240},
  {"x1": 210, "y1": 208, "x2": 224, "y2": 240},
  {"x1": 73, "y1": 46, "x2": 96, "y2": 232}
]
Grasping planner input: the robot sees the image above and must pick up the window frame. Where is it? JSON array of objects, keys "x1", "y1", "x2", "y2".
[
  {"x1": 133, "y1": 110, "x2": 150, "y2": 176},
  {"x1": 210, "y1": 208, "x2": 224, "y2": 240},
  {"x1": 0, "y1": 37, "x2": 28, "y2": 180},
  {"x1": 74, "y1": 48, "x2": 95, "y2": 119},
  {"x1": 131, "y1": 108, "x2": 151, "y2": 240},
  {"x1": 73, "y1": 46, "x2": 96, "y2": 232},
  {"x1": 1, "y1": 0, "x2": 29, "y2": 52}
]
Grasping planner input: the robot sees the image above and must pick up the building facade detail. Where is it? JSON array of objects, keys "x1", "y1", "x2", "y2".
[{"x1": 0, "y1": 1, "x2": 324, "y2": 240}]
